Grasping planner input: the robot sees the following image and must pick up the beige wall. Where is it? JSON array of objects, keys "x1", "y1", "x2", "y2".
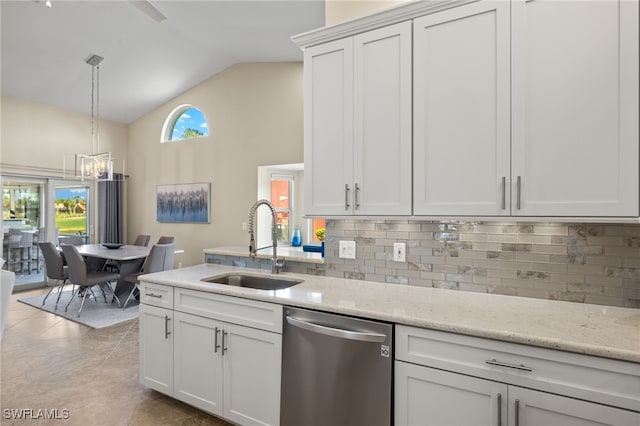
[
  {"x1": 325, "y1": 0, "x2": 410, "y2": 25},
  {"x1": 127, "y1": 62, "x2": 303, "y2": 267},
  {"x1": 0, "y1": 96, "x2": 127, "y2": 175}
]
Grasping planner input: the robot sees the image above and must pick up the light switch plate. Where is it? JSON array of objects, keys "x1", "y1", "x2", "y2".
[
  {"x1": 393, "y1": 242, "x2": 406, "y2": 262},
  {"x1": 339, "y1": 240, "x2": 356, "y2": 259}
]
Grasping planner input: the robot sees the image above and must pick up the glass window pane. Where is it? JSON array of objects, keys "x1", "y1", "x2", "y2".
[
  {"x1": 275, "y1": 211, "x2": 289, "y2": 243},
  {"x1": 312, "y1": 218, "x2": 326, "y2": 242},
  {"x1": 271, "y1": 179, "x2": 290, "y2": 209}
]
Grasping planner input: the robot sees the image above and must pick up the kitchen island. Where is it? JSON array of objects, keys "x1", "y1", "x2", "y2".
[{"x1": 139, "y1": 263, "x2": 640, "y2": 426}]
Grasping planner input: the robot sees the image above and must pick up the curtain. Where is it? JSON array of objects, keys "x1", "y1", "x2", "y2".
[{"x1": 98, "y1": 173, "x2": 124, "y2": 244}]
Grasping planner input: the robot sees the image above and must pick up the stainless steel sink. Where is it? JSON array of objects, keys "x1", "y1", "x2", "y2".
[{"x1": 202, "y1": 273, "x2": 303, "y2": 291}]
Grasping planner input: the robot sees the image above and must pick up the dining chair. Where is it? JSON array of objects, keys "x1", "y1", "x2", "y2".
[
  {"x1": 61, "y1": 244, "x2": 121, "y2": 317},
  {"x1": 39, "y1": 241, "x2": 71, "y2": 310},
  {"x1": 156, "y1": 236, "x2": 174, "y2": 244},
  {"x1": 7, "y1": 228, "x2": 32, "y2": 274},
  {"x1": 58, "y1": 235, "x2": 84, "y2": 246},
  {"x1": 122, "y1": 243, "x2": 175, "y2": 309},
  {"x1": 133, "y1": 234, "x2": 151, "y2": 247},
  {"x1": 32, "y1": 227, "x2": 46, "y2": 272}
]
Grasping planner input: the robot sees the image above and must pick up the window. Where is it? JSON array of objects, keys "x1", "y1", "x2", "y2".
[
  {"x1": 161, "y1": 104, "x2": 209, "y2": 142},
  {"x1": 271, "y1": 175, "x2": 293, "y2": 244}
]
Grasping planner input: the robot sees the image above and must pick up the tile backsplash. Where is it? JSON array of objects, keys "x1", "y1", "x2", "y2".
[{"x1": 323, "y1": 220, "x2": 640, "y2": 308}]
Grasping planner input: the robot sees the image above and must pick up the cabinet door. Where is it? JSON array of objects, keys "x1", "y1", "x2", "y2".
[
  {"x1": 223, "y1": 322, "x2": 282, "y2": 426},
  {"x1": 511, "y1": 0, "x2": 639, "y2": 216},
  {"x1": 173, "y1": 312, "x2": 223, "y2": 416},
  {"x1": 139, "y1": 304, "x2": 173, "y2": 395},
  {"x1": 353, "y1": 21, "x2": 412, "y2": 215},
  {"x1": 510, "y1": 386, "x2": 640, "y2": 426},
  {"x1": 304, "y1": 38, "x2": 354, "y2": 215},
  {"x1": 413, "y1": 1, "x2": 511, "y2": 216},
  {"x1": 395, "y1": 361, "x2": 507, "y2": 426}
]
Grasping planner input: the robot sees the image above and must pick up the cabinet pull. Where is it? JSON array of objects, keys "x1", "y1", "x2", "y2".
[
  {"x1": 146, "y1": 292, "x2": 162, "y2": 298},
  {"x1": 214, "y1": 327, "x2": 220, "y2": 353},
  {"x1": 164, "y1": 315, "x2": 171, "y2": 339},
  {"x1": 345, "y1": 184, "x2": 351, "y2": 210},
  {"x1": 501, "y1": 176, "x2": 506, "y2": 210},
  {"x1": 355, "y1": 183, "x2": 360, "y2": 209},
  {"x1": 516, "y1": 176, "x2": 522, "y2": 210},
  {"x1": 485, "y1": 359, "x2": 532, "y2": 372},
  {"x1": 497, "y1": 393, "x2": 502, "y2": 426},
  {"x1": 514, "y1": 399, "x2": 520, "y2": 426},
  {"x1": 222, "y1": 330, "x2": 228, "y2": 355}
]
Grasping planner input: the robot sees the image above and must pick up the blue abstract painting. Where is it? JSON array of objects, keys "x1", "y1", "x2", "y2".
[{"x1": 157, "y1": 183, "x2": 210, "y2": 223}]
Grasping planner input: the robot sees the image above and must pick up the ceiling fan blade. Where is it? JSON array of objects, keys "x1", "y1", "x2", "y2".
[{"x1": 129, "y1": 0, "x2": 167, "y2": 22}]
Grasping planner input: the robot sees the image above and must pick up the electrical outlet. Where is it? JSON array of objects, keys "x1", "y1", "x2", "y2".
[
  {"x1": 339, "y1": 240, "x2": 356, "y2": 259},
  {"x1": 393, "y1": 242, "x2": 406, "y2": 262},
  {"x1": 242, "y1": 222, "x2": 247, "y2": 231}
]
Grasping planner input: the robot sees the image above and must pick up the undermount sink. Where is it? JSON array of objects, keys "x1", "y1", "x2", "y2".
[{"x1": 201, "y1": 273, "x2": 303, "y2": 291}]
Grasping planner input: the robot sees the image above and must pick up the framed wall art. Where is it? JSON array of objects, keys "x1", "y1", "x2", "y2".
[{"x1": 156, "y1": 182, "x2": 210, "y2": 223}]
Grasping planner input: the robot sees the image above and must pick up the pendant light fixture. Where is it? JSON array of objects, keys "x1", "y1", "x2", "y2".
[{"x1": 75, "y1": 54, "x2": 114, "y2": 181}]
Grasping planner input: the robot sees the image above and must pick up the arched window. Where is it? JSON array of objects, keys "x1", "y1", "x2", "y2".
[{"x1": 161, "y1": 104, "x2": 209, "y2": 142}]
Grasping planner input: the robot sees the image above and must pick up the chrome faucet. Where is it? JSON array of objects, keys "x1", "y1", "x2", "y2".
[{"x1": 248, "y1": 199, "x2": 284, "y2": 274}]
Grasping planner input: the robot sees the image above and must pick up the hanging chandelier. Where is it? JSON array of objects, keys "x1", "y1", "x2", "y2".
[{"x1": 75, "y1": 54, "x2": 114, "y2": 181}]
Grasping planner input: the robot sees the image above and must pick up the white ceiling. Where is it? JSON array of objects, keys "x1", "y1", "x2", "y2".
[{"x1": 0, "y1": 0, "x2": 325, "y2": 124}]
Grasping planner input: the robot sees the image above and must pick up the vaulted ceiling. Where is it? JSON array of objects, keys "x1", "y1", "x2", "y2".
[{"x1": 1, "y1": 0, "x2": 325, "y2": 123}]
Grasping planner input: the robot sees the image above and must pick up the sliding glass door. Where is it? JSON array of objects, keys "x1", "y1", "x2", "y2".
[{"x1": 2, "y1": 177, "x2": 45, "y2": 290}]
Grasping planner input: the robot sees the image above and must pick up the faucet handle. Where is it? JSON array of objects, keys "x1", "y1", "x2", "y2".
[{"x1": 273, "y1": 258, "x2": 285, "y2": 274}]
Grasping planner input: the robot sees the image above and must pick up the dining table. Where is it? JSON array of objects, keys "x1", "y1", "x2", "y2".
[{"x1": 73, "y1": 244, "x2": 150, "y2": 306}]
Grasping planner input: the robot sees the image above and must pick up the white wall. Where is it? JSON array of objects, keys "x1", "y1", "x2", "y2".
[
  {"x1": 0, "y1": 96, "x2": 127, "y2": 175},
  {"x1": 126, "y1": 63, "x2": 304, "y2": 267},
  {"x1": 325, "y1": 0, "x2": 410, "y2": 25}
]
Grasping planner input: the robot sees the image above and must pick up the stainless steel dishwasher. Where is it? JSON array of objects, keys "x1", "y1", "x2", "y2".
[{"x1": 281, "y1": 306, "x2": 393, "y2": 426}]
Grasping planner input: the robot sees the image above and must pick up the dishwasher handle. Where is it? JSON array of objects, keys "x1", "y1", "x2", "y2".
[{"x1": 286, "y1": 315, "x2": 387, "y2": 343}]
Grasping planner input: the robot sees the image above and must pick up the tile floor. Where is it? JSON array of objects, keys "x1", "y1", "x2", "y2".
[{"x1": 1, "y1": 288, "x2": 231, "y2": 426}]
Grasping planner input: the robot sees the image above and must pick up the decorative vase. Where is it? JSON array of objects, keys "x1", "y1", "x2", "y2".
[{"x1": 291, "y1": 229, "x2": 302, "y2": 247}]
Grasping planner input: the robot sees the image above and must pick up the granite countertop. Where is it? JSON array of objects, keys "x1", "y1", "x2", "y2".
[
  {"x1": 203, "y1": 245, "x2": 324, "y2": 264},
  {"x1": 141, "y1": 263, "x2": 640, "y2": 363}
]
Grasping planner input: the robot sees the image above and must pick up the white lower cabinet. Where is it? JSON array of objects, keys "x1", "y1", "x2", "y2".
[
  {"x1": 509, "y1": 386, "x2": 640, "y2": 426},
  {"x1": 395, "y1": 361, "x2": 507, "y2": 426},
  {"x1": 139, "y1": 282, "x2": 282, "y2": 426},
  {"x1": 396, "y1": 362, "x2": 638, "y2": 426},
  {"x1": 395, "y1": 326, "x2": 640, "y2": 426},
  {"x1": 173, "y1": 312, "x2": 282, "y2": 426},
  {"x1": 139, "y1": 304, "x2": 173, "y2": 395}
]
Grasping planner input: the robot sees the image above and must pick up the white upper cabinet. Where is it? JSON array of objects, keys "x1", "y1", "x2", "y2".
[
  {"x1": 303, "y1": 38, "x2": 354, "y2": 216},
  {"x1": 413, "y1": 1, "x2": 511, "y2": 216},
  {"x1": 511, "y1": 0, "x2": 639, "y2": 217},
  {"x1": 353, "y1": 22, "x2": 412, "y2": 215},
  {"x1": 297, "y1": 0, "x2": 639, "y2": 219},
  {"x1": 303, "y1": 22, "x2": 412, "y2": 216}
]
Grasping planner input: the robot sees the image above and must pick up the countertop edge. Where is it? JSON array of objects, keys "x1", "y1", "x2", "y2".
[
  {"x1": 204, "y1": 246, "x2": 325, "y2": 264},
  {"x1": 140, "y1": 264, "x2": 640, "y2": 364}
]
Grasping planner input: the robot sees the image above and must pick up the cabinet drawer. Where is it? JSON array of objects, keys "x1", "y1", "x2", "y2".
[
  {"x1": 139, "y1": 281, "x2": 174, "y2": 309},
  {"x1": 396, "y1": 325, "x2": 640, "y2": 412},
  {"x1": 175, "y1": 288, "x2": 282, "y2": 333}
]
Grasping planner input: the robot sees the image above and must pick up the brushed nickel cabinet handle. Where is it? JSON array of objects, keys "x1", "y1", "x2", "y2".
[
  {"x1": 214, "y1": 327, "x2": 220, "y2": 353},
  {"x1": 485, "y1": 359, "x2": 532, "y2": 372},
  {"x1": 146, "y1": 292, "x2": 162, "y2": 298},
  {"x1": 355, "y1": 183, "x2": 360, "y2": 209},
  {"x1": 515, "y1": 399, "x2": 520, "y2": 426},
  {"x1": 164, "y1": 315, "x2": 171, "y2": 339},
  {"x1": 516, "y1": 176, "x2": 522, "y2": 210},
  {"x1": 222, "y1": 330, "x2": 228, "y2": 355},
  {"x1": 345, "y1": 184, "x2": 350, "y2": 210},
  {"x1": 497, "y1": 393, "x2": 502, "y2": 426},
  {"x1": 501, "y1": 176, "x2": 506, "y2": 210}
]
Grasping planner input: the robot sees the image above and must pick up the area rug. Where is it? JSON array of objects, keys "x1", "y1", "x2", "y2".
[{"x1": 18, "y1": 289, "x2": 139, "y2": 329}]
